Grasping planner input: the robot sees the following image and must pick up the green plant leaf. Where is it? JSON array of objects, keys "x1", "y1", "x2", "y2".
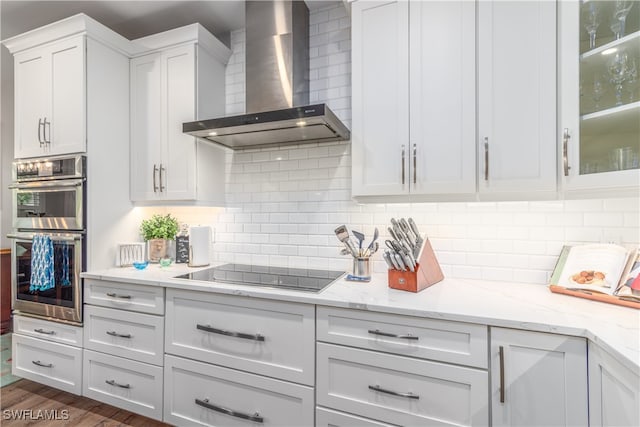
[{"x1": 140, "y1": 214, "x2": 179, "y2": 240}]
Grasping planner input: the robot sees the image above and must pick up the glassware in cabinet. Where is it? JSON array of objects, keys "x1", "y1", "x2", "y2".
[{"x1": 576, "y1": 0, "x2": 639, "y2": 177}]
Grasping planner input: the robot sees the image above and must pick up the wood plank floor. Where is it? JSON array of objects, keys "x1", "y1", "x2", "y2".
[{"x1": 0, "y1": 379, "x2": 171, "y2": 426}]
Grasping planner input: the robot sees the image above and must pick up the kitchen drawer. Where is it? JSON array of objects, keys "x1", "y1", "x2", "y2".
[
  {"x1": 83, "y1": 349, "x2": 163, "y2": 421},
  {"x1": 84, "y1": 305, "x2": 164, "y2": 366},
  {"x1": 12, "y1": 333, "x2": 82, "y2": 395},
  {"x1": 317, "y1": 342, "x2": 488, "y2": 427},
  {"x1": 165, "y1": 289, "x2": 315, "y2": 385},
  {"x1": 316, "y1": 407, "x2": 396, "y2": 427},
  {"x1": 13, "y1": 314, "x2": 83, "y2": 347},
  {"x1": 317, "y1": 306, "x2": 488, "y2": 368},
  {"x1": 84, "y1": 279, "x2": 164, "y2": 315},
  {"x1": 164, "y1": 354, "x2": 314, "y2": 427}
]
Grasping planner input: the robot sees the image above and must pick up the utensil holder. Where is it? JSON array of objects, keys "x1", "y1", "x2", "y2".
[
  {"x1": 388, "y1": 237, "x2": 444, "y2": 293},
  {"x1": 353, "y1": 257, "x2": 371, "y2": 279}
]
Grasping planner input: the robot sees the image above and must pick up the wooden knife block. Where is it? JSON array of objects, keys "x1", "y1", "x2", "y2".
[{"x1": 388, "y1": 238, "x2": 444, "y2": 293}]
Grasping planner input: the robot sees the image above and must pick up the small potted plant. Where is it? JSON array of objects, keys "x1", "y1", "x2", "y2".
[{"x1": 140, "y1": 214, "x2": 179, "y2": 263}]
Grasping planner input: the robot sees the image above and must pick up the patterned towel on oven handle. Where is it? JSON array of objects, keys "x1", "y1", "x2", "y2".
[{"x1": 30, "y1": 234, "x2": 55, "y2": 292}]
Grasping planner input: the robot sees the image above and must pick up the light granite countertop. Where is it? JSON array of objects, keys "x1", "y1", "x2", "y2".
[{"x1": 82, "y1": 263, "x2": 640, "y2": 374}]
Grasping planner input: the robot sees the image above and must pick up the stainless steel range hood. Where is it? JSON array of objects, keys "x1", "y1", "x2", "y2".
[{"x1": 182, "y1": 0, "x2": 350, "y2": 149}]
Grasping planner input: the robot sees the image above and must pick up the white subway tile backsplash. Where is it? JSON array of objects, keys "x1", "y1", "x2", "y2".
[{"x1": 199, "y1": 3, "x2": 640, "y2": 286}]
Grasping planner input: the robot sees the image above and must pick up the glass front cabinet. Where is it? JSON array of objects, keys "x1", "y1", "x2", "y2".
[{"x1": 560, "y1": 0, "x2": 640, "y2": 193}]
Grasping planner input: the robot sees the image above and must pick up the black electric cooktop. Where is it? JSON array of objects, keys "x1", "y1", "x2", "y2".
[{"x1": 175, "y1": 263, "x2": 345, "y2": 293}]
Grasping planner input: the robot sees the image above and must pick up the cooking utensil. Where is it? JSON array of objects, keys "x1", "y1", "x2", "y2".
[
  {"x1": 371, "y1": 241, "x2": 379, "y2": 254},
  {"x1": 365, "y1": 227, "x2": 379, "y2": 255},
  {"x1": 382, "y1": 250, "x2": 395, "y2": 269},
  {"x1": 335, "y1": 225, "x2": 358, "y2": 257},
  {"x1": 388, "y1": 226, "x2": 401, "y2": 242},
  {"x1": 393, "y1": 252, "x2": 407, "y2": 271},
  {"x1": 352, "y1": 230, "x2": 365, "y2": 256},
  {"x1": 399, "y1": 250, "x2": 415, "y2": 272}
]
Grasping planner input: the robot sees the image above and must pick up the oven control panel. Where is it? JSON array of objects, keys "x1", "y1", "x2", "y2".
[{"x1": 13, "y1": 155, "x2": 85, "y2": 181}]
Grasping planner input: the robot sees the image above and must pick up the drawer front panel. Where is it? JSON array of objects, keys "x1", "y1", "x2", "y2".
[
  {"x1": 14, "y1": 315, "x2": 83, "y2": 347},
  {"x1": 316, "y1": 407, "x2": 396, "y2": 427},
  {"x1": 84, "y1": 279, "x2": 164, "y2": 315},
  {"x1": 83, "y1": 350, "x2": 163, "y2": 421},
  {"x1": 164, "y1": 355, "x2": 314, "y2": 427},
  {"x1": 317, "y1": 306, "x2": 488, "y2": 368},
  {"x1": 12, "y1": 334, "x2": 82, "y2": 395},
  {"x1": 317, "y1": 343, "x2": 488, "y2": 427},
  {"x1": 84, "y1": 305, "x2": 164, "y2": 366},
  {"x1": 165, "y1": 289, "x2": 315, "y2": 385}
]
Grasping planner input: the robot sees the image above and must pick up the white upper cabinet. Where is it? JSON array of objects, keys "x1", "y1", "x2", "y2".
[
  {"x1": 13, "y1": 36, "x2": 85, "y2": 159},
  {"x1": 129, "y1": 25, "x2": 230, "y2": 204},
  {"x1": 559, "y1": 0, "x2": 640, "y2": 194},
  {"x1": 352, "y1": 0, "x2": 409, "y2": 197},
  {"x1": 351, "y1": 0, "x2": 476, "y2": 199},
  {"x1": 477, "y1": 0, "x2": 557, "y2": 197},
  {"x1": 491, "y1": 327, "x2": 589, "y2": 427}
]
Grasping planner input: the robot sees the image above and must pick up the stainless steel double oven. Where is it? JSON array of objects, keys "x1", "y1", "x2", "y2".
[{"x1": 8, "y1": 154, "x2": 86, "y2": 324}]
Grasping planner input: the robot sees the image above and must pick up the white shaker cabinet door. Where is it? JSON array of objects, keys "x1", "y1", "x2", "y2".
[
  {"x1": 14, "y1": 48, "x2": 48, "y2": 158},
  {"x1": 478, "y1": 1, "x2": 557, "y2": 196},
  {"x1": 409, "y1": 0, "x2": 476, "y2": 195},
  {"x1": 588, "y1": 342, "x2": 640, "y2": 427},
  {"x1": 490, "y1": 327, "x2": 588, "y2": 427},
  {"x1": 49, "y1": 36, "x2": 85, "y2": 157},
  {"x1": 160, "y1": 44, "x2": 197, "y2": 201},
  {"x1": 351, "y1": 0, "x2": 409, "y2": 197},
  {"x1": 14, "y1": 36, "x2": 85, "y2": 159},
  {"x1": 130, "y1": 52, "x2": 162, "y2": 201}
]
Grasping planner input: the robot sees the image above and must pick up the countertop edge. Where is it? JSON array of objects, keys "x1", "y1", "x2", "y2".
[{"x1": 82, "y1": 268, "x2": 640, "y2": 375}]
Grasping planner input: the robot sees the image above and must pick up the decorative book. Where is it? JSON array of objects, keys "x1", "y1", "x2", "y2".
[{"x1": 549, "y1": 243, "x2": 640, "y2": 309}]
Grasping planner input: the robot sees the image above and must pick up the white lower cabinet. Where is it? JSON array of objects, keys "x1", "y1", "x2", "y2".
[
  {"x1": 165, "y1": 289, "x2": 315, "y2": 386},
  {"x1": 82, "y1": 279, "x2": 165, "y2": 420},
  {"x1": 316, "y1": 407, "x2": 396, "y2": 427},
  {"x1": 588, "y1": 342, "x2": 640, "y2": 427},
  {"x1": 12, "y1": 333, "x2": 82, "y2": 395},
  {"x1": 490, "y1": 327, "x2": 588, "y2": 427},
  {"x1": 317, "y1": 342, "x2": 488, "y2": 427},
  {"x1": 84, "y1": 305, "x2": 164, "y2": 366},
  {"x1": 164, "y1": 355, "x2": 314, "y2": 426},
  {"x1": 13, "y1": 314, "x2": 83, "y2": 347},
  {"x1": 83, "y1": 349, "x2": 163, "y2": 421}
]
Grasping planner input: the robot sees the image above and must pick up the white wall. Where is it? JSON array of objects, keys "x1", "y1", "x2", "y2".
[{"x1": 196, "y1": 2, "x2": 639, "y2": 285}]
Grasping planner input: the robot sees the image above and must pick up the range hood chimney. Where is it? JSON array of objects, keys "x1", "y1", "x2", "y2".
[{"x1": 183, "y1": 0, "x2": 350, "y2": 149}]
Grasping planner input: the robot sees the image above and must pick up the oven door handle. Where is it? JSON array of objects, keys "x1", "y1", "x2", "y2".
[
  {"x1": 7, "y1": 232, "x2": 84, "y2": 242},
  {"x1": 9, "y1": 178, "x2": 85, "y2": 190}
]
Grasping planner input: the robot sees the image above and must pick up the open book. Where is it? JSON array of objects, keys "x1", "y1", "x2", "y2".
[{"x1": 550, "y1": 244, "x2": 639, "y2": 296}]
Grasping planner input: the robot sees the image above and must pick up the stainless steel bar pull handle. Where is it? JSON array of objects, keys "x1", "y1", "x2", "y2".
[
  {"x1": 106, "y1": 331, "x2": 132, "y2": 339},
  {"x1": 32, "y1": 360, "x2": 53, "y2": 368},
  {"x1": 153, "y1": 164, "x2": 159, "y2": 192},
  {"x1": 484, "y1": 137, "x2": 489, "y2": 181},
  {"x1": 401, "y1": 145, "x2": 406, "y2": 185},
  {"x1": 499, "y1": 345, "x2": 505, "y2": 403},
  {"x1": 368, "y1": 329, "x2": 419, "y2": 340},
  {"x1": 413, "y1": 143, "x2": 417, "y2": 184},
  {"x1": 368, "y1": 385, "x2": 419, "y2": 399},
  {"x1": 106, "y1": 379, "x2": 131, "y2": 389},
  {"x1": 43, "y1": 118, "x2": 51, "y2": 144},
  {"x1": 106, "y1": 292, "x2": 132, "y2": 299},
  {"x1": 563, "y1": 128, "x2": 570, "y2": 177},
  {"x1": 38, "y1": 118, "x2": 44, "y2": 146},
  {"x1": 195, "y1": 398, "x2": 264, "y2": 423},
  {"x1": 34, "y1": 328, "x2": 55, "y2": 335},
  {"x1": 196, "y1": 324, "x2": 265, "y2": 342},
  {"x1": 159, "y1": 164, "x2": 165, "y2": 192}
]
